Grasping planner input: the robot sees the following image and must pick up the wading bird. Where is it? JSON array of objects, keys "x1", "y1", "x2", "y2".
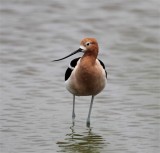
[{"x1": 53, "y1": 38, "x2": 107, "y2": 127}]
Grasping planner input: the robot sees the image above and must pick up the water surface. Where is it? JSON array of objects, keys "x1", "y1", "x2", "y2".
[{"x1": 0, "y1": 0, "x2": 159, "y2": 153}]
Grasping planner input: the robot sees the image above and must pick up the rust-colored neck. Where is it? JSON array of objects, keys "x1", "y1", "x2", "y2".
[
  {"x1": 81, "y1": 53, "x2": 96, "y2": 64},
  {"x1": 81, "y1": 46, "x2": 98, "y2": 62}
]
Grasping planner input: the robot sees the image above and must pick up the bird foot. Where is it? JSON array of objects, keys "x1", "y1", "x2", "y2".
[
  {"x1": 72, "y1": 116, "x2": 75, "y2": 127},
  {"x1": 86, "y1": 120, "x2": 90, "y2": 128}
]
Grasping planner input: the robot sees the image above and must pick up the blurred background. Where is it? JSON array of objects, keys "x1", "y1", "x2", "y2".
[{"x1": 0, "y1": 0, "x2": 159, "y2": 153}]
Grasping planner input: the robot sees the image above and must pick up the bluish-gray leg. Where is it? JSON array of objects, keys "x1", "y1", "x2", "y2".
[
  {"x1": 86, "y1": 96, "x2": 94, "y2": 127},
  {"x1": 72, "y1": 95, "x2": 75, "y2": 124}
]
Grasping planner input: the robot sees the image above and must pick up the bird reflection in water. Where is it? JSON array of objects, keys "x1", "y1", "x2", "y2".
[{"x1": 57, "y1": 126, "x2": 107, "y2": 153}]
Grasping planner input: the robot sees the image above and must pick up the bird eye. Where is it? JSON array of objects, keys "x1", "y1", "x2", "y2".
[{"x1": 86, "y1": 42, "x2": 90, "y2": 46}]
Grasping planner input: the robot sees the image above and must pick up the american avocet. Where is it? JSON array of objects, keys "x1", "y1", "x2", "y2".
[{"x1": 53, "y1": 38, "x2": 107, "y2": 127}]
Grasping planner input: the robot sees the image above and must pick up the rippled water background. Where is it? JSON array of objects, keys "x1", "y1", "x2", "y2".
[{"x1": 0, "y1": 0, "x2": 159, "y2": 153}]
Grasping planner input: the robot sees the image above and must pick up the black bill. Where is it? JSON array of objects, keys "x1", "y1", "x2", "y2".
[{"x1": 52, "y1": 48, "x2": 83, "y2": 62}]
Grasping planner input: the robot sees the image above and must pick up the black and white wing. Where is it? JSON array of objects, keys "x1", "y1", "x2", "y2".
[
  {"x1": 98, "y1": 59, "x2": 107, "y2": 79},
  {"x1": 65, "y1": 57, "x2": 81, "y2": 81}
]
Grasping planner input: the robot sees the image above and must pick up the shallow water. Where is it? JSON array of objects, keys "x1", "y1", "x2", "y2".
[{"x1": 0, "y1": 0, "x2": 159, "y2": 153}]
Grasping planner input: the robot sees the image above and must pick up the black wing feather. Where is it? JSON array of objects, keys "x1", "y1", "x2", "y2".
[
  {"x1": 65, "y1": 57, "x2": 80, "y2": 81},
  {"x1": 98, "y1": 59, "x2": 107, "y2": 79}
]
